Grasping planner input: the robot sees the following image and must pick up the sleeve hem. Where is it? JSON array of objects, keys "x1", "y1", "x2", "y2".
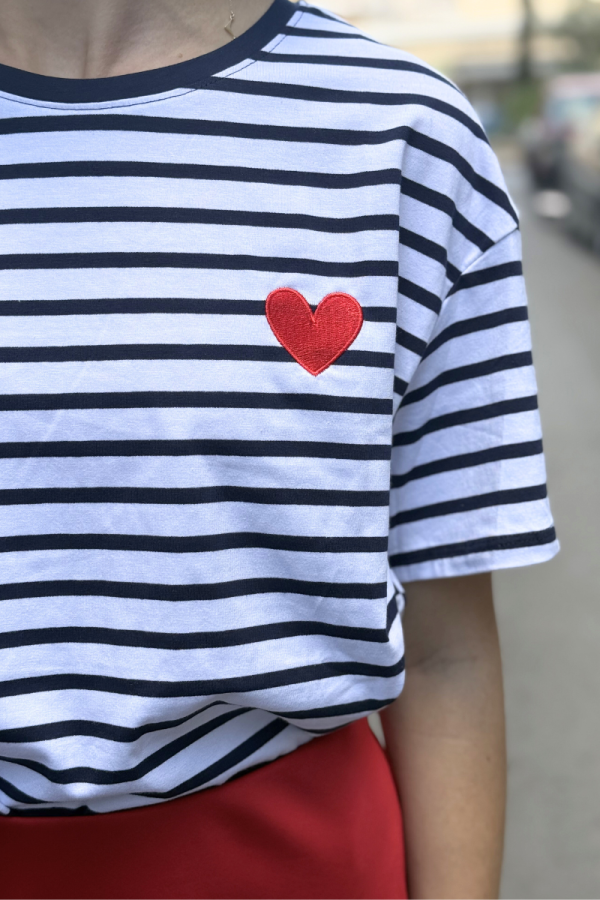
[{"x1": 393, "y1": 539, "x2": 560, "y2": 584}]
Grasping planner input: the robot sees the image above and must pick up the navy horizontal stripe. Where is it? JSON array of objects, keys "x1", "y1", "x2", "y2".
[
  {"x1": 401, "y1": 177, "x2": 495, "y2": 252},
  {"x1": 5, "y1": 598, "x2": 401, "y2": 658},
  {"x1": 394, "y1": 376, "x2": 408, "y2": 396},
  {"x1": 272, "y1": 695, "x2": 400, "y2": 720},
  {"x1": 447, "y1": 260, "x2": 464, "y2": 284},
  {"x1": 397, "y1": 275, "x2": 441, "y2": 313},
  {"x1": 0, "y1": 205, "x2": 398, "y2": 233},
  {"x1": 0, "y1": 774, "x2": 41, "y2": 806},
  {"x1": 0, "y1": 160, "x2": 403, "y2": 189},
  {"x1": 0, "y1": 656, "x2": 407, "y2": 700},
  {"x1": 393, "y1": 395, "x2": 539, "y2": 446},
  {"x1": 0, "y1": 346, "x2": 394, "y2": 370},
  {"x1": 0, "y1": 251, "x2": 397, "y2": 279},
  {"x1": 0, "y1": 119, "x2": 517, "y2": 219},
  {"x1": 398, "y1": 132, "x2": 514, "y2": 219},
  {"x1": 391, "y1": 440, "x2": 545, "y2": 489},
  {"x1": 253, "y1": 51, "x2": 457, "y2": 89},
  {"x1": 0, "y1": 438, "x2": 391, "y2": 461},
  {"x1": 0, "y1": 532, "x2": 388, "y2": 554},
  {"x1": 213, "y1": 79, "x2": 487, "y2": 140},
  {"x1": 0, "y1": 486, "x2": 389, "y2": 507},
  {"x1": 0, "y1": 705, "x2": 225, "y2": 745},
  {"x1": 423, "y1": 306, "x2": 529, "y2": 359},
  {"x1": 0, "y1": 708, "x2": 250, "y2": 787},
  {"x1": 0, "y1": 698, "x2": 406, "y2": 745},
  {"x1": 0, "y1": 297, "x2": 397, "y2": 322},
  {"x1": 447, "y1": 260, "x2": 524, "y2": 296},
  {"x1": 401, "y1": 352, "x2": 533, "y2": 406},
  {"x1": 0, "y1": 113, "x2": 450, "y2": 147},
  {"x1": 400, "y1": 226, "x2": 461, "y2": 282},
  {"x1": 390, "y1": 484, "x2": 548, "y2": 527},
  {"x1": 281, "y1": 26, "x2": 375, "y2": 40},
  {"x1": 0, "y1": 390, "x2": 393, "y2": 415},
  {"x1": 389, "y1": 526, "x2": 557, "y2": 567},
  {"x1": 6, "y1": 663, "x2": 402, "y2": 782},
  {"x1": 295, "y1": 6, "x2": 340, "y2": 22},
  {"x1": 396, "y1": 327, "x2": 427, "y2": 357},
  {"x1": 0, "y1": 578, "x2": 389, "y2": 602},
  {"x1": 139, "y1": 719, "x2": 290, "y2": 800},
  {"x1": 0, "y1": 613, "x2": 393, "y2": 652}
]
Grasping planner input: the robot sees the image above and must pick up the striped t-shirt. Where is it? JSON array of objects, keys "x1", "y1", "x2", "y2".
[{"x1": 0, "y1": 0, "x2": 558, "y2": 815}]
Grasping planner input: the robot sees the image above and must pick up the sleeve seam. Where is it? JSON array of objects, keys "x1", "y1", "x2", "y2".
[{"x1": 440, "y1": 225, "x2": 521, "y2": 306}]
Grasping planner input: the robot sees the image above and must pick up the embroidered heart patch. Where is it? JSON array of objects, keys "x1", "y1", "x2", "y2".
[{"x1": 266, "y1": 288, "x2": 363, "y2": 376}]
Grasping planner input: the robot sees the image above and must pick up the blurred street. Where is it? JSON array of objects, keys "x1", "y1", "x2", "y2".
[{"x1": 494, "y1": 151, "x2": 600, "y2": 899}]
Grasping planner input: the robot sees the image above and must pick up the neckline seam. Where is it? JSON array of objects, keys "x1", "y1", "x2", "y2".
[
  {"x1": 0, "y1": 0, "x2": 300, "y2": 109},
  {"x1": 0, "y1": 3, "x2": 306, "y2": 112},
  {"x1": 0, "y1": 85, "x2": 197, "y2": 111},
  {"x1": 186, "y1": 16, "x2": 303, "y2": 94}
]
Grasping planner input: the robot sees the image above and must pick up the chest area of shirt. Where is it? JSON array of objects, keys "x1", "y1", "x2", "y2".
[{"x1": 0, "y1": 123, "x2": 404, "y2": 416}]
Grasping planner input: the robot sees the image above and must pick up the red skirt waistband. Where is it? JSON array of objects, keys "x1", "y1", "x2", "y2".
[{"x1": 0, "y1": 718, "x2": 407, "y2": 900}]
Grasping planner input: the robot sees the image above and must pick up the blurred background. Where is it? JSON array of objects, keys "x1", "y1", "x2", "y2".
[{"x1": 320, "y1": 1, "x2": 600, "y2": 897}]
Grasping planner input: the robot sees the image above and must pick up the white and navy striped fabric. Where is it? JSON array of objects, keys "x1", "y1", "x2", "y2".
[{"x1": 0, "y1": 0, "x2": 557, "y2": 815}]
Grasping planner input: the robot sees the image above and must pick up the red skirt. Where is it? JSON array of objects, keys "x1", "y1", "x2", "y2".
[{"x1": 0, "y1": 718, "x2": 407, "y2": 899}]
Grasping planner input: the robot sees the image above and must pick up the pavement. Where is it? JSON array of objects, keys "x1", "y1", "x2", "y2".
[{"x1": 494, "y1": 154, "x2": 600, "y2": 899}]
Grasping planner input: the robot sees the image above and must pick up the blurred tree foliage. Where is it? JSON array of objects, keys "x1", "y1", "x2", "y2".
[
  {"x1": 496, "y1": 0, "x2": 542, "y2": 132},
  {"x1": 519, "y1": 0, "x2": 536, "y2": 82},
  {"x1": 556, "y1": 0, "x2": 600, "y2": 69},
  {"x1": 501, "y1": 79, "x2": 543, "y2": 130}
]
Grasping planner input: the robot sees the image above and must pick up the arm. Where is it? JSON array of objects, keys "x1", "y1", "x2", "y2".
[{"x1": 380, "y1": 573, "x2": 506, "y2": 899}]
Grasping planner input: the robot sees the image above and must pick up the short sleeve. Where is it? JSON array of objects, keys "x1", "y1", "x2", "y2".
[{"x1": 389, "y1": 228, "x2": 559, "y2": 583}]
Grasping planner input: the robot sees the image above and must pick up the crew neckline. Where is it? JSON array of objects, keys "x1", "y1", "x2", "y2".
[{"x1": 0, "y1": 0, "x2": 297, "y2": 105}]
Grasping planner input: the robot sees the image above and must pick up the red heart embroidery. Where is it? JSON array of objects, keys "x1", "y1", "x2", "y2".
[{"x1": 266, "y1": 288, "x2": 363, "y2": 376}]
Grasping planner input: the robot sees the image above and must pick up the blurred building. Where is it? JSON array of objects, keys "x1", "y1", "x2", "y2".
[{"x1": 322, "y1": 0, "x2": 574, "y2": 84}]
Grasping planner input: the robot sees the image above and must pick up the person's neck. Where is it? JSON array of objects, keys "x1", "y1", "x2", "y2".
[{"x1": 0, "y1": 0, "x2": 274, "y2": 79}]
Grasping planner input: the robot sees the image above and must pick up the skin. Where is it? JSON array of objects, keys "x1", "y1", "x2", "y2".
[
  {"x1": 382, "y1": 573, "x2": 506, "y2": 898},
  {"x1": 0, "y1": 3, "x2": 508, "y2": 895},
  {"x1": 0, "y1": 0, "x2": 273, "y2": 78}
]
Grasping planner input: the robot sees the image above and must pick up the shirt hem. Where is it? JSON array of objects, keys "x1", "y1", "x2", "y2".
[{"x1": 393, "y1": 539, "x2": 560, "y2": 584}]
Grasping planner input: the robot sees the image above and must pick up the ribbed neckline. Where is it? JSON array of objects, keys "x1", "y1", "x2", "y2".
[{"x1": 0, "y1": 0, "x2": 297, "y2": 104}]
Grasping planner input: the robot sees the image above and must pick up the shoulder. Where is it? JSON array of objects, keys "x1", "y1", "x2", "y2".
[
  {"x1": 247, "y1": 2, "x2": 518, "y2": 246},
  {"x1": 270, "y1": 2, "x2": 483, "y2": 125}
]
